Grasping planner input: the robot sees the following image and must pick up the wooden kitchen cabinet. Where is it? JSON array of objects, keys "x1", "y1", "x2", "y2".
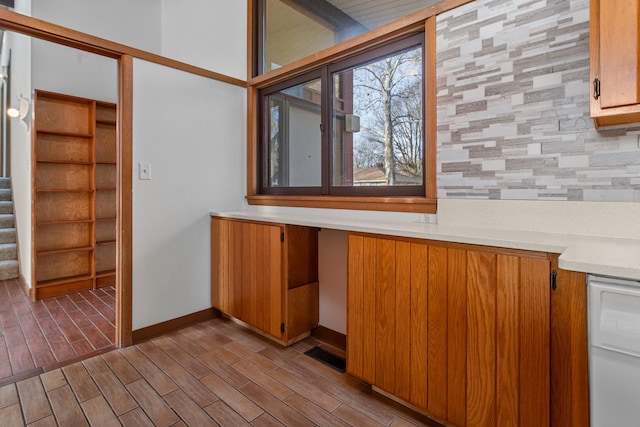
[
  {"x1": 347, "y1": 233, "x2": 589, "y2": 426},
  {"x1": 590, "y1": 0, "x2": 640, "y2": 127},
  {"x1": 211, "y1": 217, "x2": 319, "y2": 345}
]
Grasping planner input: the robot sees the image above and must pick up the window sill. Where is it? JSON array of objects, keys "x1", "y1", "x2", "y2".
[{"x1": 246, "y1": 195, "x2": 437, "y2": 214}]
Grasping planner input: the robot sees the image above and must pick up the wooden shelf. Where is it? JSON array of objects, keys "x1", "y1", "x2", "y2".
[
  {"x1": 36, "y1": 159, "x2": 93, "y2": 165},
  {"x1": 96, "y1": 220, "x2": 116, "y2": 244},
  {"x1": 36, "y1": 274, "x2": 93, "y2": 288},
  {"x1": 36, "y1": 129, "x2": 93, "y2": 138},
  {"x1": 96, "y1": 271, "x2": 116, "y2": 289},
  {"x1": 96, "y1": 245, "x2": 115, "y2": 273},
  {"x1": 96, "y1": 164, "x2": 116, "y2": 189},
  {"x1": 36, "y1": 191, "x2": 92, "y2": 223},
  {"x1": 35, "y1": 249, "x2": 91, "y2": 282},
  {"x1": 96, "y1": 121, "x2": 116, "y2": 164},
  {"x1": 96, "y1": 269, "x2": 116, "y2": 278},
  {"x1": 36, "y1": 133, "x2": 93, "y2": 164},
  {"x1": 37, "y1": 246, "x2": 93, "y2": 257},
  {"x1": 36, "y1": 222, "x2": 92, "y2": 253},
  {"x1": 96, "y1": 189, "x2": 116, "y2": 221},
  {"x1": 36, "y1": 189, "x2": 93, "y2": 193},
  {"x1": 37, "y1": 219, "x2": 93, "y2": 226},
  {"x1": 33, "y1": 91, "x2": 118, "y2": 300},
  {"x1": 96, "y1": 101, "x2": 116, "y2": 123}
]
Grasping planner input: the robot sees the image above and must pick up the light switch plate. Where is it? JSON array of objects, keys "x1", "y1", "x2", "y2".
[{"x1": 139, "y1": 162, "x2": 151, "y2": 180}]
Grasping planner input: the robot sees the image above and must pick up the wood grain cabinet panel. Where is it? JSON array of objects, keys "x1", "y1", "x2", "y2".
[
  {"x1": 427, "y1": 245, "x2": 448, "y2": 420},
  {"x1": 347, "y1": 233, "x2": 588, "y2": 427},
  {"x1": 446, "y1": 248, "x2": 467, "y2": 426},
  {"x1": 210, "y1": 217, "x2": 318, "y2": 345},
  {"x1": 590, "y1": 0, "x2": 640, "y2": 126},
  {"x1": 394, "y1": 241, "x2": 412, "y2": 403},
  {"x1": 409, "y1": 242, "x2": 428, "y2": 410},
  {"x1": 346, "y1": 234, "x2": 364, "y2": 379},
  {"x1": 466, "y1": 250, "x2": 497, "y2": 426}
]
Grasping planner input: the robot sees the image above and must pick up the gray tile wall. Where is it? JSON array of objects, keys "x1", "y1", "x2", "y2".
[{"x1": 436, "y1": 0, "x2": 640, "y2": 201}]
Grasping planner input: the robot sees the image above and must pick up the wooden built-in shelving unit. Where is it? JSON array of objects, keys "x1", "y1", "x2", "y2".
[{"x1": 33, "y1": 90, "x2": 116, "y2": 299}]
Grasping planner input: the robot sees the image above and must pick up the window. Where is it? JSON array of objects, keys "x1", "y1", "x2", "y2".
[
  {"x1": 249, "y1": 0, "x2": 440, "y2": 212},
  {"x1": 259, "y1": 34, "x2": 425, "y2": 197},
  {"x1": 254, "y1": 0, "x2": 440, "y2": 76},
  {"x1": 262, "y1": 74, "x2": 323, "y2": 193}
]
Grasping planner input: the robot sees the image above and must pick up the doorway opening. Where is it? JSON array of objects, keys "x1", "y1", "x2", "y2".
[{"x1": 0, "y1": 29, "x2": 122, "y2": 383}]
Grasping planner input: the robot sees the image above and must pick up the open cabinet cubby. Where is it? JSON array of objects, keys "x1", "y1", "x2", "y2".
[{"x1": 32, "y1": 90, "x2": 117, "y2": 299}]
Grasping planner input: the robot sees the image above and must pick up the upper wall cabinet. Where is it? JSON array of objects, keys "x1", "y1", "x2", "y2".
[{"x1": 590, "y1": 0, "x2": 640, "y2": 127}]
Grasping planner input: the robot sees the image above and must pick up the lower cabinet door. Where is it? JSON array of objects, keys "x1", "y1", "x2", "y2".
[
  {"x1": 211, "y1": 218, "x2": 283, "y2": 340},
  {"x1": 347, "y1": 233, "x2": 551, "y2": 426}
]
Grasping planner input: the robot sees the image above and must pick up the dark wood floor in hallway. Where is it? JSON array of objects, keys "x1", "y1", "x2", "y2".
[
  {"x1": 0, "y1": 317, "x2": 441, "y2": 426},
  {"x1": 0, "y1": 279, "x2": 116, "y2": 385}
]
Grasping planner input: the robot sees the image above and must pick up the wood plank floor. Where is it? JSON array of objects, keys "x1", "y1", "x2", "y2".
[
  {"x1": 0, "y1": 317, "x2": 442, "y2": 426},
  {"x1": 0, "y1": 280, "x2": 116, "y2": 385}
]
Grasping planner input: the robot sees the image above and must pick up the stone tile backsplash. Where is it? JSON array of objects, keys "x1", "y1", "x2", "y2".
[{"x1": 436, "y1": 0, "x2": 640, "y2": 201}]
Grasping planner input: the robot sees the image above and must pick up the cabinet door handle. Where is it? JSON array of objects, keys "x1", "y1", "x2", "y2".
[{"x1": 593, "y1": 78, "x2": 600, "y2": 100}]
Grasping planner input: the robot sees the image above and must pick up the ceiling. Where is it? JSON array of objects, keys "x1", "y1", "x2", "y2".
[
  {"x1": 326, "y1": 0, "x2": 442, "y2": 31},
  {"x1": 265, "y1": 0, "x2": 440, "y2": 72}
]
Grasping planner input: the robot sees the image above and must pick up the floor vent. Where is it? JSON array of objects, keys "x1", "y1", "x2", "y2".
[{"x1": 304, "y1": 346, "x2": 346, "y2": 373}]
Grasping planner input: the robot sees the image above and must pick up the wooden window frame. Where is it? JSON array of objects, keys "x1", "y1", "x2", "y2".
[
  {"x1": 258, "y1": 34, "x2": 427, "y2": 199},
  {"x1": 259, "y1": 70, "x2": 325, "y2": 195},
  {"x1": 246, "y1": 0, "x2": 476, "y2": 213}
]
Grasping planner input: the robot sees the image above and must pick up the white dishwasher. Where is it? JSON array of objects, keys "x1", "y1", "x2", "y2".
[{"x1": 588, "y1": 274, "x2": 640, "y2": 426}]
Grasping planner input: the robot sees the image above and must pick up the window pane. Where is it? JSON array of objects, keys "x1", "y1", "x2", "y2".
[
  {"x1": 264, "y1": 0, "x2": 336, "y2": 73},
  {"x1": 266, "y1": 78, "x2": 322, "y2": 188},
  {"x1": 261, "y1": 0, "x2": 437, "y2": 74},
  {"x1": 332, "y1": 46, "x2": 423, "y2": 187}
]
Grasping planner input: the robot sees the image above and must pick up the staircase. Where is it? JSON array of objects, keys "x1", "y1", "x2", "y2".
[{"x1": 0, "y1": 178, "x2": 18, "y2": 280}]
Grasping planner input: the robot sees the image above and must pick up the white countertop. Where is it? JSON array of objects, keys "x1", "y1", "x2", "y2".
[{"x1": 210, "y1": 209, "x2": 640, "y2": 280}]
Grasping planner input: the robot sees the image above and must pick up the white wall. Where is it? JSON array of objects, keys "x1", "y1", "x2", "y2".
[
  {"x1": 437, "y1": 199, "x2": 640, "y2": 240},
  {"x1": 318, "y1": 229, "x2": 347, "y2": 334},
  {"x1": 160, "y1": 0, "x2": 247, "y2": 80},
  {"x1": 7, "y1": 30, "x2": 32, "y2": 287},
  {"x1": 31, "y1": 40, "x2": 117, "y2": 103},
  {"x1": 132, "y1": 59, "x2": 246, "y2": 329},
  {"x1": 31, "y1": 0, "x2": 162, "y2": 54},
  {"x1": 31, "y1": 0, "x2": 246, "y2": 80}
]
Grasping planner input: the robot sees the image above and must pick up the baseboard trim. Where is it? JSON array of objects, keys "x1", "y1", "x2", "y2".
[
  {"x1": 35, "y1": 279, "x2": 94, "y2": 300},
  {"x1": 18, "y1": 274, "x2": 31, "y2": 298},
  {"x1": 132, "y1": 307, "x2": 220, "y2": 344},
  {"x1": 312, "y1": 326, "x2": 346, "y2": 350}
]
